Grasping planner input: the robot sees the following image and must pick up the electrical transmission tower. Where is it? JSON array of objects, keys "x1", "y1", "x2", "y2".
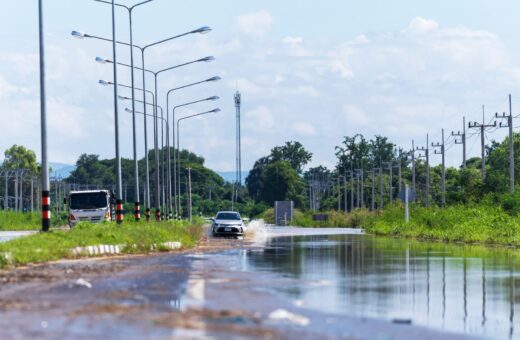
[
  {"x1": 495, "y1": 94, "x2": 515, "y2": 193},
  {"x1": 451, "y1": 117, "x2": 466, "y2": 169},
  {"x1": 469, "y1": 106, "x2": 496, "y2": 179}
]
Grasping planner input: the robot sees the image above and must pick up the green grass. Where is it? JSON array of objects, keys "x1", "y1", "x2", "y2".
[
  {"x1": 0, "y1": 211, "x2": 68, "y2": 231},
  {"x1": 263, "y1": 203, "x2": 520, "y2": 247},
  {"x1": 262, "y1": 208, "x2": 370, "y2": 228},
  {"x1": 0, "y1": 220, "x2": 203, "y2": 268},
  {"x1": 363, "y1": 203, "x2": 520, "y2": 246}
]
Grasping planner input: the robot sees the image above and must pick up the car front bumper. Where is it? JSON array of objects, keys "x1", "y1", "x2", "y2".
[{"x1": 212, "y1": 226, "x2": 244, "y2": 235}]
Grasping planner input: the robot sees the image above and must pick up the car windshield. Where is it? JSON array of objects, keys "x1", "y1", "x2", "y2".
[
  {"x1": 216, "y1": 212, "x2": 241, "y2": 221},
  {"x1": 70, "y1": 192, "x2": 108, "y2": 210}
]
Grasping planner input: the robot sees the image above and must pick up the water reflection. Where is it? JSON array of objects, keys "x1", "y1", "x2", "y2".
[{"x1": 245, "y1": 235, "x2": 520, "y2": 339}]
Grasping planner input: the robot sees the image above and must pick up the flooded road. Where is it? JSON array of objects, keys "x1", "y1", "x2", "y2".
[
  {"x1": 0, "y1": 225, "x2": 516, "y2": 338},
  {"x1": 242, "y1": 233, "x2": 519, "y2": 339}
]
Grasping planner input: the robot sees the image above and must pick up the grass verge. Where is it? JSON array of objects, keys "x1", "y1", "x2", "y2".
[
  {"x1": 263, "y1": 203, "x2": 520, "y2": 247},
  {"x1": 363, "y1": 203, "x2": 520, "y2": 246},
  {"x1": 262, "y1": 208, "x2": 370, "y2": 228},
  {"x1": 0, "y1": 211, "x2": 67, "y2": 231},
  {"x1": 0, "y1": 220, "x2": 203, "y2": 268}
]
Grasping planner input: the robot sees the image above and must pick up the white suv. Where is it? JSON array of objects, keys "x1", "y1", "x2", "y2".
[{"x1": 211, "y1": 211, "x2": 246, "y2": 236}]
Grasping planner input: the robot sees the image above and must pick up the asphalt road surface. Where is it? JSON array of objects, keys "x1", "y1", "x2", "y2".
[{"x1": 0, "y1": 227, "x2": 476, "y2": 339}]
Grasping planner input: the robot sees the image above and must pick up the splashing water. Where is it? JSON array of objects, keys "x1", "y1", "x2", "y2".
[
  {"x1": 244, "y1": 220, "x2": 364, "y2": 244},
  {"x1": 244, "y1": 219, "x2": 269, "y2": 243}
]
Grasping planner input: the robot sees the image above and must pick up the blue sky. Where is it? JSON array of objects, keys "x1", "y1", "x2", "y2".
[{"x1": 2, "y1": 1, "x2": 520, "y2": 172}]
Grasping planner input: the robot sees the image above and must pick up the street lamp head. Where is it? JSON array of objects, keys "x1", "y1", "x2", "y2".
[
  {"x1": 199, "y1": 56, "x2": 215, "y2": 63},
  {"x1": 98, "y1": 79, "x2": 112, "y2": 86},
  {"x1": 95, "y1": 56, "x2": 110, "y2": 64},
  {"x1": 124, "y1": 108, "x2": 133, "y2": 113},
  {"x1": 118, "y1": 95, "x2": 131, "y2": 101},
  {"x1": 71, "y1": 30, "x2": 86, "y2": 39},
  {"x1": 192, "y1": 26, "x2": 212, "y2": 34},
  {"x1": 211, "y1": 108, "x2": 221, "y2": 113},
  {"x1": 207, "y1": 96, "x2": 220, "y2": 101},
  {"x1": 206, "y1": 76, "x2": 221, "y2": 82}
]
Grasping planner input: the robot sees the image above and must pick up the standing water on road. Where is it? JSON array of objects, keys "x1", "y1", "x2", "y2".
[{"x1": 238, "y1": 231, "x2": 520, "y2": 339}]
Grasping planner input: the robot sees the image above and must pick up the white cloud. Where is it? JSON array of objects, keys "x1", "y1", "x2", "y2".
[
  {"x1": 282, "y1": 36, "x2": 314, "y2": 57},
  {"x1": 235, "y1": 10, "x2": 274, "y2": 37},
  {"x1": 244, "y1": 106, "x2": 274, "y2": 130},
  {"x1": 293, "y1": 122, "x2": 317, "y2": 137},
  {"x1": 342, "y1": 105, "x2": 371, "y2": 127},
  {"x1": 406, "y1": 17, "x2": 439, "y2": 34}
]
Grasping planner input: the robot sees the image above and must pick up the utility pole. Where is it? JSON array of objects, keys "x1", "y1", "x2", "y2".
[
  {"x1": 4, "y1": 171, "x2": 8, "y2": 210},
  {"x1": 452, "y1": 117, "x2": 466, "y2": 169},
  {"x1": 469, "y1": 106, "x2": 496, "y2": 179},
  {"x1": 349, "y1": 170, "x2": 355, "y2": 211},
  {"x1": 397, "y1": 148, "x2": 402, "y2": 195},
  {"x1": 432, "y1": 129, "x2": 446, "y2": 206},
  {"x1": 383, "y1": 161, "x2": 393, "y2": 203},
  {"x1": 371, "y1": 170, "x2": 375, "y2": 211},
  {"x1": 337, "y1": 176, "x2": 341, "y2": 211},
  {"x1": 356, "y1": 171, "x2": 361, "y2": 208},
  {"x1": 496, "y1": 95, "x2": 515, "y2": 193},
  {"x1": 343, "y1": 172, "x2": 348, "y2": 212},
  {"x1": 361, "y1": 168, "x2": 365, "y2": 208},
  {"x1": 378, "y1": 166, "x2": 383, "y2": 210},
  {"x1": 416, "y1": 134, "x2": 430, "y2": 206},
  {"x1": 411, "y1": 141, "x2": 416, "y2": 193},
  {"x1": 188, "y1": 167, "x2": 192, "y2": 222}
]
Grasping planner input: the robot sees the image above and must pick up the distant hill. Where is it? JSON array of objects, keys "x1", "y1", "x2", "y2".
[
  {"x1": 50, "y1": 163, "x2": 76, "y2": 178},
  {"x1": 4, "y1": 160, "x2": 248, "y2": 183},
  {"x1": 217, "y1": 171, "x2": 249, "y2": 184}
]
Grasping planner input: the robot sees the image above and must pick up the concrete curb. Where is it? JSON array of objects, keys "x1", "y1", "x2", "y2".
[{"x1": 70, "y1": 241, "x2": 182, "y2": 256}]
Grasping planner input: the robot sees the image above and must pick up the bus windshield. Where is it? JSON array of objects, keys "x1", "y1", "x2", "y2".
[{"x1": 70, "y1": 192, "x2": 108, "y2": 210}]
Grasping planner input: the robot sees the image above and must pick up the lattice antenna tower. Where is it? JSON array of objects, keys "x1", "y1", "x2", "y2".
[{"x1": 234, "y1": 91, "x2": 242, "y2": 186}]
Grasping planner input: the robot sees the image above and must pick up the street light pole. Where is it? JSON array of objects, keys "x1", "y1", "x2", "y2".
[
  {"x1": 166, "y1": 76, "x2": 221, "y2": 218},
  {"x1": 94, "y1": 0, "x2": 153, "y2": 222},
  {"x1": 170, "y1": 95, "x2": 220, "y2": 218},
  {"x1": 176, "y1": 109, "x2": 221, "y2": 218},
  {"x1": 109, "y1": 0, "x2": 124, "y2": 224},
  {"x1": 38, "y1": 0, "x2": 50, "y2": 232},
  {"x1": 98, "y1": 56, "x2": 215, "y2": 220},
  {"x1": 74, "y1": 26, "x2": 213, "y2": 221}
]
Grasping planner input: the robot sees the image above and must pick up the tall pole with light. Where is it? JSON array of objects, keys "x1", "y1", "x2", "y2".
[
  {"x1": 170, "y1": 96, "x2": 220, "y2": 216},
  {"x1": 96, "y1": 56, "x2": 215, "y2": 220},
  {"x1": 109, "y1": 0, "x2": 124, "y2": 224},
  {"x1": 39, "y1": 0, "x2": 50, "y2": 231},
  {"x1": 176, "y1": 109, "x2": 221, "y2": 218},
  {"x1": 165, "y1": 76, "x2": 221, "y2": 217},
  {"x1": 94, "y1": 0, "x2": 153, "y2": 221},
  {"x1": 72, "y1": 26, "x2": 212, "y2": 221}
]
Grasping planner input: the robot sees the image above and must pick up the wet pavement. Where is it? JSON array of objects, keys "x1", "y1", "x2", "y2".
[
  {"x1": 0, "y1": 230, "x2": 38, "y2": 243},
  {"x1": 0, "y1": 224, "x2": 511, "y2": 339}
]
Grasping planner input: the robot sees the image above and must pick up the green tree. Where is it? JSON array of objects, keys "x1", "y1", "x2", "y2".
[
  {"x1": 259, "y1": 160, "x2": 305, "y2": 205},
  {"x1": 3, "y1": 145, "x2": 37, "y2": 172},
  {"x1": 270, "y1": 141, "x2": 312, "y2": 174}
]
